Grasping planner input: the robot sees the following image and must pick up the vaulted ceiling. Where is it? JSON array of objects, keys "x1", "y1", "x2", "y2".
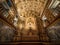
[
  {"x1": 14, "y1": 0, "x2": 47, "y2": 17},
  {"x1": 13, "y1": 0, "x2": 48, "y2": 31}
]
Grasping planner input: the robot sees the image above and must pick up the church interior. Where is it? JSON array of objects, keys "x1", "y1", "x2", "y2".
[{"x1": 0, "y1": 0, "x2": 60, "y2": 45}]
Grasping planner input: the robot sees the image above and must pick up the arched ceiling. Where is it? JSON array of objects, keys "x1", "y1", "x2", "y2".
[{"x1": 14, "y1": 0, "x2": 48, "y2": 18}]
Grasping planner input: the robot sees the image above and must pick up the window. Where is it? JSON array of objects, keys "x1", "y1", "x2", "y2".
[{"x1": 48, "y1": 0, "x2": 60, "y2": 17}]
